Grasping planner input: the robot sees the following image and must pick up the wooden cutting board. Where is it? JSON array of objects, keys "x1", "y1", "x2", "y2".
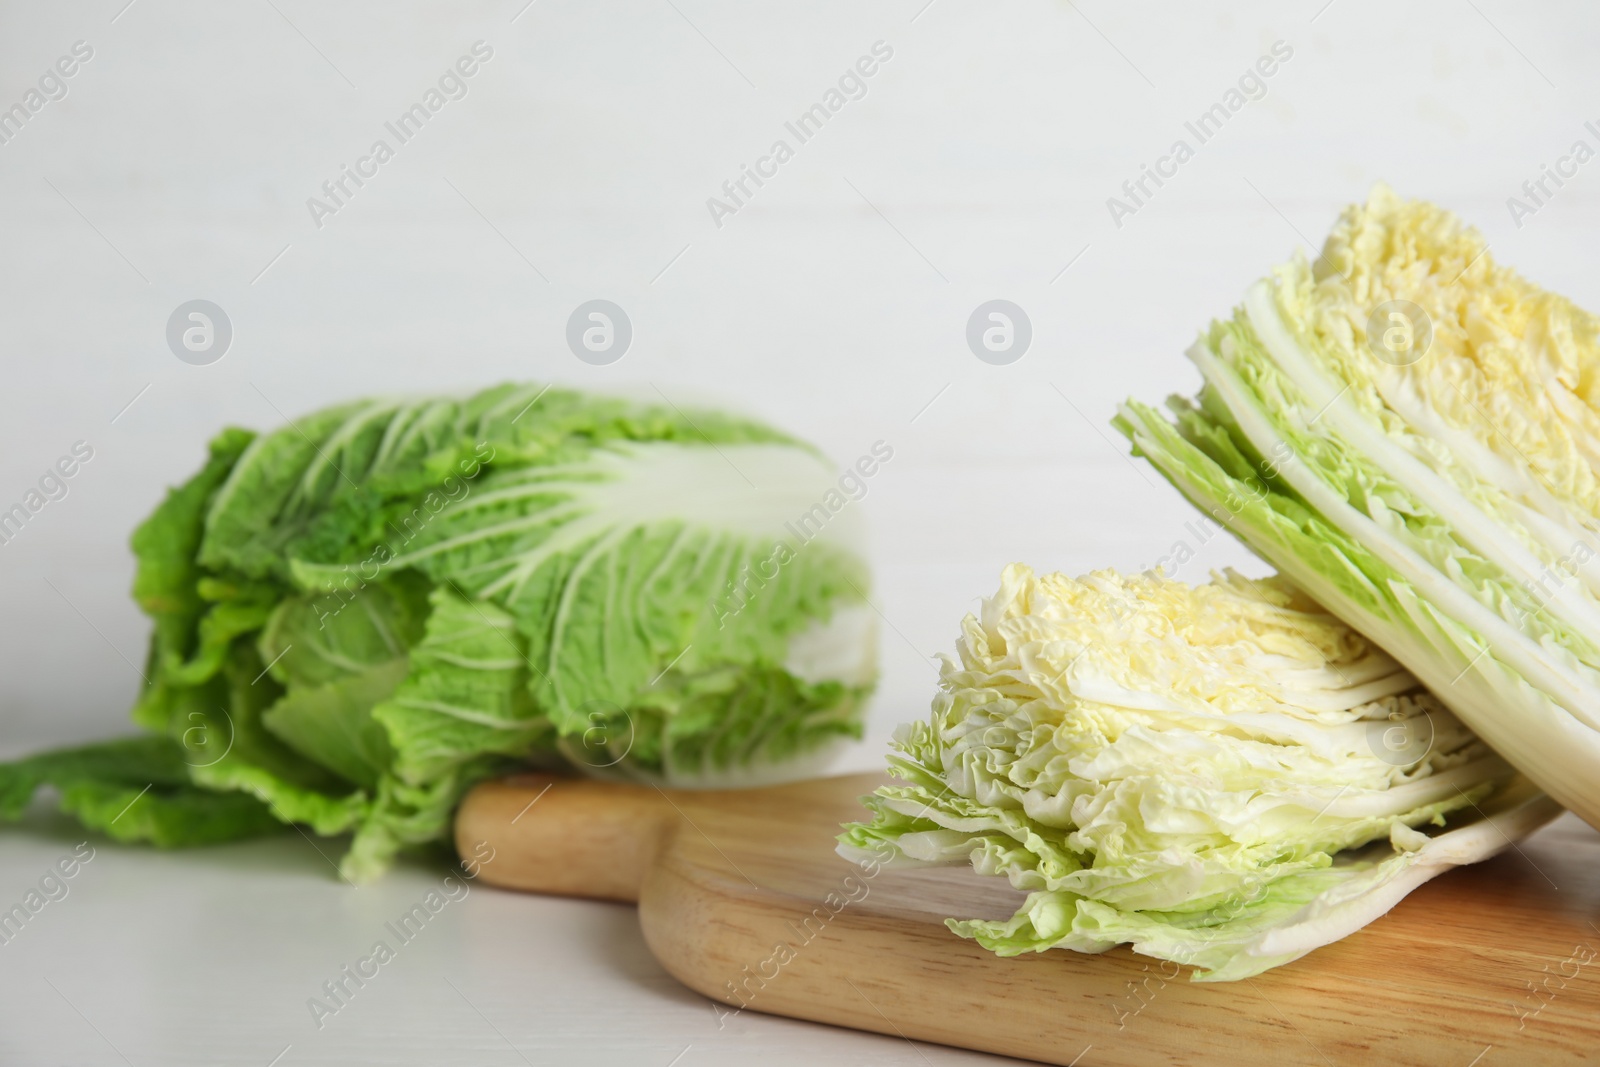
[{"x1": 455, "y1": 772, "x2": 1600, "y2": 1066}]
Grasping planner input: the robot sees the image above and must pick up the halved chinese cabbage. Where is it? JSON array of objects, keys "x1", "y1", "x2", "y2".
[
  {"x1": 839, "y1": 564, "x2": 1554, "y2": 981},
  {"x1": 1116, "y1": 184, "x2": 1600, "y2": 835}
]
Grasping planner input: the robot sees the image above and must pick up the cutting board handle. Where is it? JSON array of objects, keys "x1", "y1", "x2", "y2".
[{"x1": 455, "y1": 773, "x2": 675, "y2": 902}]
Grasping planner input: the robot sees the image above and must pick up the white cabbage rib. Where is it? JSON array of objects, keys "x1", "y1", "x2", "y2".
[
  {"x1": 1114, "y1": 774, "x2": 1556, "y2": 982},
  {"x1": 1116, "y1": 396, "x2": 1600, "y2": 826},
  {"x1": 1192, "y1": 341, "x2": 1600, "y2": 730},
  {"x1": 1248, "y1": 281, "x2": 1600, "y2": 639}
]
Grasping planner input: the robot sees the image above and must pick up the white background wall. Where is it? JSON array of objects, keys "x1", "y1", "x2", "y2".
[
  {"x1": 0, "y1": 3, "x2": 1595, "y2": 1063},
  {"x1": 3, "y1": 1, "x2": 1596, "y2": 759}
]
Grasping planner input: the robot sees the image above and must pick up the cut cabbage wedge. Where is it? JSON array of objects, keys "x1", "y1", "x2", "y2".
[
  {"x1": 1116, "y1": 184, "x2": 1600, "y2": 831},
  {"x1": 839, "y1": 564, "x2": 1556, "y2": 981}
]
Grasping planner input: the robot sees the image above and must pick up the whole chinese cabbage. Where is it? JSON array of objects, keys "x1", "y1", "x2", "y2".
[
  {"x1": 2, "y1": 383, "x2": 877, "y2": 881},
  {"x1": 839, "y1": 564, "x2": 1555, "y2": 981},
  {"x1": 1116, "y1": 184, "x2": 1600, "y2": 834}
]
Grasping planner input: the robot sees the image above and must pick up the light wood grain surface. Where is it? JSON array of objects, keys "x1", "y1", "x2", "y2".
[{"x1": 458, "y1": 772, "x2": 1600, "y2": 1066}]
